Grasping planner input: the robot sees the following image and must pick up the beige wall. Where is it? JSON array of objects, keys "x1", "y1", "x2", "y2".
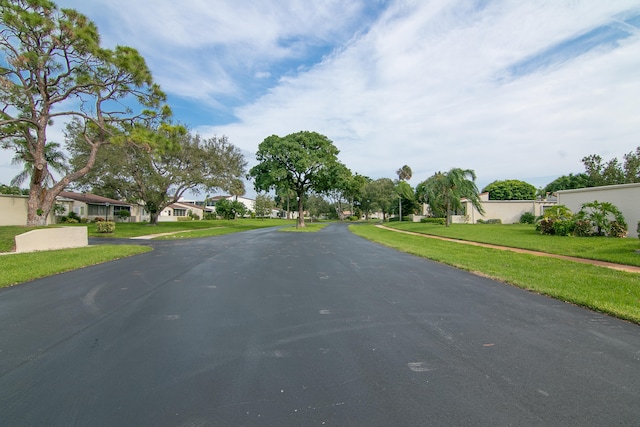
[
  {"x1": 458, "y1": 193, "x2": 556, "y2": 224},
  {"x1": 15, "y1": 226, "x2": 88, "y2": 253},
  {"x1": 557, "y1": 183, "x2": 640, "y2": 238},
  {"x1": 0, "y1": 195, "x2": 56, "y2": 226}
]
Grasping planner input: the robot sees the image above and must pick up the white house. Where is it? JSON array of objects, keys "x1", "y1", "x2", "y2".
[
  {"x1": 451, "y1": 192, "x2": 557, "y2": 224},
  {"x1": 159, "y1": 201, "x2": 205, "y2": 221},
  {"x1": 557, "y1": 183, "x2": 640, "y2": 238}
]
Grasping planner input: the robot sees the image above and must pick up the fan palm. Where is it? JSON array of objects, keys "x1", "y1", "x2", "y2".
[{"x1": 10, "y1": 141, "x2": 68, "y2": 188}]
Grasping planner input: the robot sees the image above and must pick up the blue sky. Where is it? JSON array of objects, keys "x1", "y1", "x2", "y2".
[{"x1": 1, "y1": 0, "x2": 640, "y2": 196}]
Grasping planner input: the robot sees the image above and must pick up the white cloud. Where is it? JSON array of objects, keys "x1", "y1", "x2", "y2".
[{"x1": 2, "y1": 0, "x2": 639, "y2": 194}]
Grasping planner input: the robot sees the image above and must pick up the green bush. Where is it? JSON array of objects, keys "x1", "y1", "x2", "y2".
[
  {"x1": 420, "y1": 217, "x2": 446, "y2": 225},
  {"x1": 65, "y1": 218, "x2": 79, "y2": 224},
  {"x1": 177, "y1": 217, "x2": 193, "y2": 222},
  {"x1": 552, "y1": 219, "x2": 575, "y2": 236},
  {"x1": 96, "y1": 221, "x2": 116, "y2": 233},
  {"x1": 478, "y1": 219, "x2": 502, "y2": 224},
  {"x1": 519, "y1": 212, "x2": 536, "y2": 224},
  {"x1": 115, "y1": 210, "x2": 131, "y2": 221}
]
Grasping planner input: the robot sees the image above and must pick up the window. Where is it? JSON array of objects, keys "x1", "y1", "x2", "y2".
[
  {"x1": 88, "y1": 205, "x2": 107, "y2": 216},
  {"x1": 174, "y1": 208, "x2": 187, "y2": 216}
]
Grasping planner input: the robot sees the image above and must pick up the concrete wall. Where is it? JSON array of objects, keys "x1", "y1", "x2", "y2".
[
  {"x1": 458, "y1": 193, "x2": 556, "y2": 224},
  {"x1": 0, "y1": 195, "x2": 55, "y2": 226},
  {"x1": 557, "y1": 183, "x2": 640, "y2": 238},
  {"x1": 14, "y1": 227, "x2": 88, "y2": 253}
]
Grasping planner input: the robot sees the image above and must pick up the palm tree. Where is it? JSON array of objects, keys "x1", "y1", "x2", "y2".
[
  {"x1": 10, "y1": 141, "x2": 68, "y2": 188},
  {"x1": 417, "y1": 167, "x2": 484, "y2": 226},
  {"x1": 396, "y1": 165, "x2": 412, "y2": 182}
]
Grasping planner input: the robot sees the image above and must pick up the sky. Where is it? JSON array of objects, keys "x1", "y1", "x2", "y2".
[{"x1": 2, "y1": 0, "x2": 640, "y2": 197}]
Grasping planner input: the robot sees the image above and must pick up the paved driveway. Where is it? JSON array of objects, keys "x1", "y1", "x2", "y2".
[{"x1": 0, "y1": 223, "x2": 638, "y2": 426}]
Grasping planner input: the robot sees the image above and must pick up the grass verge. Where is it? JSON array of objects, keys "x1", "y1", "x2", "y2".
[
  {"x1": 385, "y1": 222, "x2": 640, "y2": 266},
  {"x1": 0, "y1": 245, "x2": 151, "y2": 288},
  {"x1": 279, "y1": 222, "x2": 330, "y2": 232},
  {"x1": 350, "y1": 224, "x2": 640, "y2": 324}
]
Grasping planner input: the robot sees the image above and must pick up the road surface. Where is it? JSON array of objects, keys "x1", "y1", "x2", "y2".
[{"x1": 0, "y1": 223, "x2": 638, "y2": 426}]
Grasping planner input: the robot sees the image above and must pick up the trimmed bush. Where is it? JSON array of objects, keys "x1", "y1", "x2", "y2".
[
  {"x1": 420, "y1": 217, "x2": 446, "y2": 225},
  {"x1": 96, "y1": 221, "x2": 116, "y2": 233},
  {"x1": 478, "y1": 219, "x2": 502, "y2": 224},
  {"x1": 519, "y1": 212, "x2": 536, "y2": 224},
  {"x1": 552, "y1": 219, "x2": 575, "y2": 236},
  {"x1": 537, "y1": 218, "x2": 555, "y2": 235}
]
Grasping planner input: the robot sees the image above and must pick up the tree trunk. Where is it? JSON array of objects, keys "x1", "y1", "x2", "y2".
[
  {"x1": 149, "y1": 211, "x2": 160, "y2": 225},
  {"x1": 297, "y1": 193, "x2": 305, "y2": 228}
]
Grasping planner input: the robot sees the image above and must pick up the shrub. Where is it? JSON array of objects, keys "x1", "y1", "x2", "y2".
[
  {"x1": 609, "y1": 221, "x2": 627, "y2": 238},
  {"x1": 96, "y1": 221, "x2": 116, "y2": 233},
  {"x1": 420, "y1": 217, "x2": 446, "y2": 225},
  {"x1": 177, "y1": 216, "x2": 193, "y2": 221},
  {"x1": 573, "y1": 219, "x2": 593, "y2": 237},
  {"x1": 65, "y1": 218, "x2": 79, "y2": 224},
  {"x1": 67, "y1": 211, "x2": 81, "y2": 221},
  {"x1": 552, "y1": 219, "x2": 575, "y2": 236},
  {"x1": 115, "y1": 210, "x2": 131, "y2": 222},
  {"x1": 94, "y1": 217, "x2": 105, "y2": 222},
  {"x1": 478, "y1": 219, "x2": 501, "y2": 224},
  {"x1": 537, "y1": 218, "x2": 555, "y2": 235},
  {"x1": 519, "y1": 212, "x2": 536, "y2": 224}
]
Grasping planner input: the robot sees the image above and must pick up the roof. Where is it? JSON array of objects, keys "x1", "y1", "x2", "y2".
[{"x1": 58, "y1": 191, "x2": 131, "y2": 206}]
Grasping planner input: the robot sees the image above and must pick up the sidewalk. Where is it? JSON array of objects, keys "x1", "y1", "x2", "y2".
[{"x1": 376, "y1": 225, "x2": 640, "y2": 274}]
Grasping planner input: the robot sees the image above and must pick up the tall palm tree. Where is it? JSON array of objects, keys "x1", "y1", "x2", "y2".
[
  {"x1": 417, "y1": 167, "x2": 484, "y2": 226},
  {"x1": 396, "y1": 165, "x2": 412, "y2": 181},
  {"x1": 10, "y1": 141, "x2": 68, "y2": 188}
]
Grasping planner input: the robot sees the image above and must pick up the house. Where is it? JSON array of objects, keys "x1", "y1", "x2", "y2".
[
  {"x1": 557, "y1": 182, "x2": 640, "y2": 238},
  {"x1": 450, "y1": 192, "x2": 557, "y2": 224},
  {"x1": 204, "y1": 195, "x2": 255, "y2": 217},
  {"x1": 159, "y1": 201, "x2": 205, "y2": 221},
  {"x1": 58, "y1": 191, "x2": 142, "y2": 222}
]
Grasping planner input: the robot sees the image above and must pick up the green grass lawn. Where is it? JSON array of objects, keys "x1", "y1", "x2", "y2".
[
  {"x1": 385, "y1": 222, "x2": 640, "y2": 266},
  {"x1": 350, "y1": 224, "x2": 640, "y2": 324},
  {"x1": 279, "y1": 222, "x2": 330, "y2": 232},
  {"x1": 0, "y1": 245, "x2": 151, "y2": 288}
]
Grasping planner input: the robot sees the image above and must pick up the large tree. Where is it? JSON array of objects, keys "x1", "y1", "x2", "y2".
[
  {"x1": 249, "y1": 131, "x2": 344, "y2": 228},
  {"x1": 481, "y1": 179, "x2": 536, "y2": 200},
  {"x1": 0, "y1": 0, "x2": 166, "y2": 225},
  {"x1": 68, "y1": 124, "x2": 246, "y2": 224},
  {"x1": 417, "y1": 168, "x2": 484, "y2": 226},
  {"x1": 543, "y1": 173, "x2": 590, "y2": 194},
  {"x1": 363, "y1": 177, "x2": 396, "y2": 221}
]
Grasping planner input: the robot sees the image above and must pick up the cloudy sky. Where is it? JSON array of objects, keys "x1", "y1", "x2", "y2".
[{"x1": 2, "y1": 0, "x2": 640, "y2": 195}]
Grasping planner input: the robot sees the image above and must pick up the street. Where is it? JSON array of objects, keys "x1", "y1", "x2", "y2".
[{"x1": 0, "y1": 223, "x2": 639, "y2": 426}]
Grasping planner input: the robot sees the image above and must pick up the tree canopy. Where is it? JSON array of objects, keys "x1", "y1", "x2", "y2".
[
  {"x1": 0, "y1": 0, "x2": 167, "y2": 225},
  {"x1": 481, "y1": 179, "x2": 536, "y2": 200},
  {"x1": 249, "y1": 131, "x2": 344, "y2": 228},
  {"x1": 68, "y1": 123, "x2": 246, "y2": 224}
]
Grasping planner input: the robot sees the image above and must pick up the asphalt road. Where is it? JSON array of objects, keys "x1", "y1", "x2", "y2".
[{"x1": 0, "y1": 223, "x2": 639, "y2": 426}]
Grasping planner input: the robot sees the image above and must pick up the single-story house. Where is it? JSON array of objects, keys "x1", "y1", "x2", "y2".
[
  {"x1": 450, "y1": 192, "x2": 557, "y2": 224},
  {"x1": 557, "y1": 182, "x2": 640, "y2": 238},
  {"x1": 58, "y1": 191, "x2": 143, "y2": 222},
  {"x1": 159, "y1": 201, "x2": 205, "y2": 221}
]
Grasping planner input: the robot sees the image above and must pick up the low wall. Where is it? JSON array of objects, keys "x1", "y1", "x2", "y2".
[{"x1": 15, "y1": 227, "x2": 88, "y2": 253}]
